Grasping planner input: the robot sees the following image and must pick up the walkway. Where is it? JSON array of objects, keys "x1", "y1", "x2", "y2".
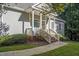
[{"x1": 0, "y1": 41, "x2": 67, "y2": 56}]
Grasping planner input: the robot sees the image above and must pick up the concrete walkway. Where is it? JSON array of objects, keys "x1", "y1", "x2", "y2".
[{"x1": 0, "y1": 41, "x2": 67, "y2": 56}]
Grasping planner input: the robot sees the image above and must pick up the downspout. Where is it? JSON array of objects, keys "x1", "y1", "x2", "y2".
[{"x1": 22, "y1": 21, "x2": 24, "y2": 34}]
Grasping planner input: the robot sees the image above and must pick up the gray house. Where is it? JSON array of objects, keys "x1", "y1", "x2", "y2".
[{"x1": 0, "y1": 3, "x2": 65, "y2": 43}]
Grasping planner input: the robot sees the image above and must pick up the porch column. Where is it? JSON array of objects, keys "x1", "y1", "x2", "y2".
[
  {"x1": 54, "y1": 17, "x2": 56, "y2": 32},
  {"x1": 48, "y1": 15, "x2": 51, "y2": 33},
  {"x1": 32, "y1": 10, "x2": 34, "y2": 35},
  {"x1": 48, "y1": 15, "x2": 51, "y2": 43},
  {"x1": 40, "y1": 13, "x2": 42, "y2": 29}
]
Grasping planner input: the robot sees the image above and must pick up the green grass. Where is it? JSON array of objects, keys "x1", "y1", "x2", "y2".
[
  {"x1": 35, "y1": 41, "x2": 79, "y2": 56},
  {"x1": 0, "y1": 44, "x2": 37, "y2": 52}
]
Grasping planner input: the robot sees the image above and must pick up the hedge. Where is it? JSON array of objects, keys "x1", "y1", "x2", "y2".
[{"x1": 0, "y1": 34, "x2": 27, "y2": 46}]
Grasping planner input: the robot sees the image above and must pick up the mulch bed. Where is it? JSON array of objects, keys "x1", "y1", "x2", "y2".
[{"x1": 27, "y1": 36, "x2": 49, "y2": 46}]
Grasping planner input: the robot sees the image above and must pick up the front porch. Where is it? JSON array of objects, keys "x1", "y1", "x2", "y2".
[
  {"x1": 25, "y1": 9, "x2": 56, "y2": 35},
  {"x1": 24, "y1": 9, "x2": 59, "y2": 43}
]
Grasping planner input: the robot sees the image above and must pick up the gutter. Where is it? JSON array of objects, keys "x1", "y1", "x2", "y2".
[{"x1": 0, "y1": 4, "x2": 27, "y2": 13}]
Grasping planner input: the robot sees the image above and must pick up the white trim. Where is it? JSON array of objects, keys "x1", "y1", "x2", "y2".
[
  {"x1": 32, "y1": 3, "x2": 43, "y2": 12},
  {"x1": 54, "y1": 17, "x2": 57, "y2": 33},
  {"x1": 48, "y1": 15, "x2": 51, "y2": 33},
  {"x1": 40, "y1": 13, "x2": 42, "y2": 29},
  {"x1": 55, "y1": 18, "x2": 65, "y2": 23},
  {"x1": 32, "y1": 10, "x2": 34, "y2": 32}
]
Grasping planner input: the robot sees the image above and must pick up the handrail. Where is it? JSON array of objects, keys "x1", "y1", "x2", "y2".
[
  {"x1": 36, "y1": 29, "x2": 52, "y2": 43},
  {"x1": 37, "y1": 29, "x2": 59, "y2": 43},
  {"x1": 49, "y1": 29, "x2": 59, "y2": 41},
  {"x1": 40, "y1": 29, "x2": 59, "y2": 41}
]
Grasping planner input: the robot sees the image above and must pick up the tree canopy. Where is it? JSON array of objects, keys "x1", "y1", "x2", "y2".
[
  {"x1": 46, "y1": 3, "x2": 65, "y2": 14},
  {"x1": 59, "y1": 3, "x2": 79, "y2": 40},
  {"x1": 41, "y1": 3, "x2": 65, "y2": 15}
]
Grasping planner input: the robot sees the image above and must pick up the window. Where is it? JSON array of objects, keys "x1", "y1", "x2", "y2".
[
  {"x1": 59, "y1": 23, "x2": 61, "y2": 30},
  {"x1": 56, "y1": 23, "x2": 62, "y2": 31},
  {"x1": 34, "y1": 20, "x2": 39, "y2": 27},
  {"x1": 51, "y1": 22, "x2": 54, "y2": 30}
]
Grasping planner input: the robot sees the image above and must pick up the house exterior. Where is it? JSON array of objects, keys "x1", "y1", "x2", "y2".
[{"x1": 0, "y1": 3, "x2": 65, "y2": 43}]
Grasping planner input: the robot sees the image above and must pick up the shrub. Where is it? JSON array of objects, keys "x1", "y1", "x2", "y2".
[
  {"x1": 0, "y1": 34, "x2": 27, "y2": 46},
  {"x1": 0, "y1": 35, "x2": 12, "y2": 46},
  {"x1": 59, "y1": 34, "x2": 67, "y2": 41}
]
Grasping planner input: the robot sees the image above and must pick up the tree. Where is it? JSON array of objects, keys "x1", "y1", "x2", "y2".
[
  {"x1": 0, "y1": 4, "x2": 9, "y2": 35},
  {"x1": 41, "y1": 3, "x2": 65, "y2": 15},
  {"x1": 0, "y1": 22, "x2": 9, "y2": 35},
  {"x1": 47, "y1": 3, "x2": 65, "y2": 14},
  {"x1": 59, "y1": 3, "x2": 79, "y2": 40}
]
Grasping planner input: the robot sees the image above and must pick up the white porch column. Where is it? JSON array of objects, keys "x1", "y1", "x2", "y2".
[
  {"x1": 48, "y1": 15, "x2": 51, "y2": 33},
  {"x1": 54, "y1": 17, "x2": 56, "y2": 32},
  {"x1": 40, "y1": 13, "x2": 42, "y2": 29},
  {"x1": 48, "y1": 15, "x2": 51, "y2": 43},
  {"x1": 32, "y1": 10, "x2": 34, "y2": 35}
]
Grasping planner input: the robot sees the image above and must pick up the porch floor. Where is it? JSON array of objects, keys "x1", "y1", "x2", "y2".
[{"x1": 0, "y1": 41, "x2": 67, "y2": 56}]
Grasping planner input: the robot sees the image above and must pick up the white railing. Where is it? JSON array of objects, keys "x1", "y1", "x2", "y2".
[
  {"x1": 49, "y1": 29, "x2": 59, "y2": 41},
  {"x1": 36, "y1": 29, "x2": 59, "y2": 43},
  {"x1": 25, "y1": 28, "x2": 59, "y2": 43},
  {"x1": 36, "y1": 29, "x2": 51, "y2": 43}
]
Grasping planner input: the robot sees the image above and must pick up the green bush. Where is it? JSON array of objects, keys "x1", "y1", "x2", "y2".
[
  {"x1": 0, "y1": 34, "x2": 27, "y2": 46},
  {"x1": 0, "y1": 35, "x2": 12, "y2": 46},
  {"x1": 59, "y1": 34, "x2": 67, "y2": 41}
]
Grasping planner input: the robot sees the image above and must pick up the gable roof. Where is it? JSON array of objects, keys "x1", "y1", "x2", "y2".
[{"x1": 2, "y1": 3, "x2": 65, "y2": 23}]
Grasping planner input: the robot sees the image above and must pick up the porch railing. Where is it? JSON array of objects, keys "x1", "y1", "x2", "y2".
[
  {"x1": 36, "y1": 29, "x2": 51, "y2": 43},
  {"x1": 48, "y1": 29, "x2": 59, "y2": 41},
  {"x1": 25, "y1": 28, "x2": 59, "y2": 43},
  {"x1": 36, "y1": 29, "x2": 59, "y2": 43}
]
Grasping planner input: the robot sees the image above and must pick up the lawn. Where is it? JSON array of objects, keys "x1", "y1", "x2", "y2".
[
  {"x1": 35, "y1": 41, "x2": 79, "y2": 56},
  {"x1": 0, "y1": 44, "x2": 37, "y2": 52}
]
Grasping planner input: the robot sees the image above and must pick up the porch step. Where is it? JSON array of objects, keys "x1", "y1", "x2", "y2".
[{"x1": 36, "y1": 29, "x2": 59, "y2": 43}]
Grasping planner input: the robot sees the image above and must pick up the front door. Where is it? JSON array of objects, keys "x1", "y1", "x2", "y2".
[{"x1": 42, "y1": 20, "x2": 46, "y2": 30}]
